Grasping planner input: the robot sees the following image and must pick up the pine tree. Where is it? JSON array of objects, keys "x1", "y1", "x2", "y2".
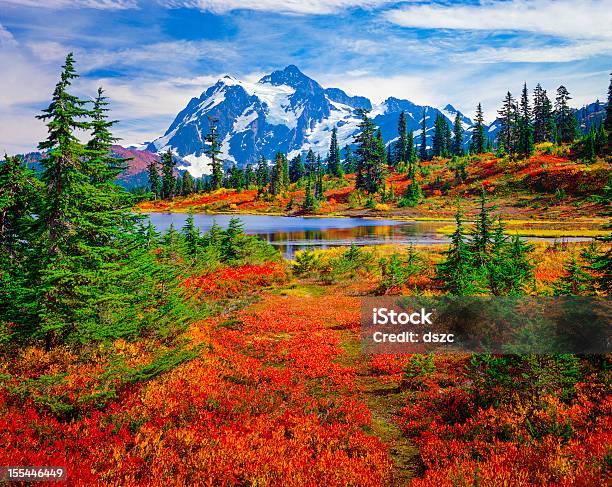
[
  {"x1": 344, "y1": 145, "x2": 355, "y2": 173},
  {"x1": 419, "y1": 109, "x2": 428, "y2": 161},
  {"x1": 471, "y1": 103, "x2": 486, "y2": 154},
  {"x1": 256, "y1": 156, "x2": 269, "y2": 190},
  {"x1": 395, "y1": 111, "x2": 408, "y2": 165},
  {"x1": 302, "y1": 176, "x2": 316, "y2": 211},
  {"x1": 305, "y1": 149, "x2": 317, "y2": 178},
  {"x1": 182, "y1": 170, "x2": 194, "y2": 195},
  {"x1": 354, "y1": 109, "x2": 378, "y2": 193},
  {"x1": 517, "y1": 83, "x2": 534, "y2": 157},
  {"x1": 406, "y1": 129, "x2": 415, "y2": 167},
  {"x1": 314, "y1": 154, "x2": 324, "y2": 200},
  {"x1": 244, "y1": 164, "x2": 254, "y2": 188},
  {"x1": 205, "y1": 117, "x2": 223, "y2": 190},
  {"x1": 555, "y1": 85, "x2": 575, "y2": 144},
  {"x1": 147, "y1": 158, "x2": 161, "y2": 199},
  {"x1": 182, "y1": 213, "x2": 200, "y2": 256},
  {"x1": 0, "y1": 155, "x2": 41, "y2": 332},
  {"x1": 270, "y1": 152, "x2": 286, "y2": 195},
  {"x1": 436, "y1": 210, "x2": 477, "y2": 295},
  {"x1": 533, "y1": 83, "x2": 554, "y2": 143},
  {"x1": 289, "y1": 154, "x2": 305, "y2": 183},
  {"x1": 498, "y1": 91, "x2": 516, "y2": 154},
  {"x1": 605, "y1": 72, "x2": 612, "y2": 145},
  {"x1": 553, "y1": 256, "x2": 595, "y2": 295},
  {"x1": 452, "y1": 112, "x2": 464, "y2": 156},
  {"x1": 327, "y1": 127, "x2": 343, "y2": 177},
  {"x1": 161, "y1": 149, "x2": 176, "y2": 200},
  {"x1": 86, "y1": 87, "x2": 128, "y2": 183},
  {"x1": 175, "y1": 173, "x2": 183, "y2": 196}
]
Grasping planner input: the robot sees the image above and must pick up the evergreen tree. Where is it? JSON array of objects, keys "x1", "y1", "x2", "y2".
[
  {"x1": 605, "y1": 72, "x2": 612, "y2": 145},
  {"x1": 470, "y1": 103, "x2": 486, "y2": 154},
  {"x1": 533, "y1": 83, "x2": 554, "y2": 143},
  {"x1": 517, "y1": 83, "x2": 535, "y2": 157},
  {"x1": 86, "y1": 87, "x2": 128, "y2": 183},
  {"x1": 182, "y1": 213, "x2": 200, "y2": 256},
  {"x1": 498, "y1": 91, "x2": 516, "y2": 154},
  {"x1": 436, "y1": 210, "x2": 477, "y2": 295},
  {"x1": 406, "y1": 129, "x2": 415, "y2": 168},
  {"x1": 419, "y1": 109, "x2": 428, "y2": 161},
  {"x1": 289, "y1": 154, "x2": 305, "y2": 183},
  {"x1": 147, "y1": 158, "x2": 161, "y2": 199},
  {"x1": 327, "y1": 127, "x2": 343, "y2": 177},
  {"x1": 205, "y1": 117, "x2": 223, "y2": 190},
  {"x1": 270, "y1": 152, "x2": 286, "y2": 195},
  {"x1": 314, "y1": 154, "x2": 324, "y2": 200},
  {"x1": 395, "y1": 111, "x2": 408, "y2": 165},
  {"x1": 182, "y1": 170, "x2": 194, "y2": 195},
  {"x1": 302, "y1": 176, "x2": 316, "y2": 211},
  {"x1": 343, "y1": 145, "x2": 355, "y2": 173},
  {"x1": 161, "y1": 149, "x2": 176, "y2": 200},
  {"x1": 256, "y1": 156, "x2": 269, "y2": 190},
  {"x1": 305, "y1": 149, "x2": 317, "y2": 177},
  {"x1": 244, "y1": 164, "x2": 254, "y2": 188},
  {"x1": 555, "y1": 85, "x2": 575, "y2": 144},
  {"x1": 175, "y1": 174, "x2": 183, "y2": 196},
  {"x1": 354, "y1": 109, "x2": 384, "y2": 193},
  {"x1": 0, "y1": 155, "x2": 41, "y2": 331},
  {"x1": 452, "y1": 112, "x2": 464, "y2": 156},
  {"x1": 553, "y1": 256, "x2": 595, "y2": 295}
]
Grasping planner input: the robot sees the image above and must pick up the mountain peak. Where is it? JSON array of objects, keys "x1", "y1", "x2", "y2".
[{"x1": 259, "y1": 65, "x2": 320, "y2": 90}]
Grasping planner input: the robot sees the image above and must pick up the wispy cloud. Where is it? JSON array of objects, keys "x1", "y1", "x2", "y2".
[
  {"x1": 160, "y1": 0, "x2": 398, "y2": 15},
  {"x1": 0, "y1": 23, "x2": 18, "y2": 47},
  {"x1": 466, "y1": 40, "x2": 612, "y2": 64},
  {"x1": 385, "y1": 1, "x2": 612, "y2": 40},
  {"x1": 1, "y1": 0, "x2": 139, "y2": 9}
]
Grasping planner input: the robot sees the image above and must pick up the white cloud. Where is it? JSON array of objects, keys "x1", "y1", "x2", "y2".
[
  {"x1": 466, "y1": 40, "x2": 612, "y2": 64},
  {"x1": 160, "y1": 0, "x2": 398, "y2": 15},
  {"x1": 1, "y1": 0, "x2": 138, "y2": 9},
  {"x1": 385, "y1": 1, "x2": 612, "y2": 40},
  {"x1": 0, "y1": 23, "x2": 18, "y2": 47}
]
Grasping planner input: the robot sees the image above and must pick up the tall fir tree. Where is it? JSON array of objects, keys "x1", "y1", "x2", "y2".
[
  {"x1": 395, "y1": 111, "x2": 408, "y2": 165},
  {"x1": 533, "y1": 83, "x2": 554, "y2": 143},
  {"x1": 498, "y1": 91, "x2": 516, "y2": 154},
  {"x1": 555, "y1": 85, "x2": 576, "y2": 144},
  {"x1": 161, "y1": 149, "x2": 176, "y2": 200},
  {"x1": 270, "y1": 152, "x2": 286, "y2": 195},
  {"x1": 255, "y1": 155, "x2": 269, "y2": 190},
  {"x1": 517, "y1": 83, "x2": 534, "y2": 157},
  {"x1": 147, "y1": 158, "x2": 161, "y2": 199},
  {"x1": 305, "y1": 149, "x2": 317, "y2": 178},
  {"x1": 327, "y1": 127, "x2": 343, "y2": 177},
  {"x1": 605, "y1": 72, "x2": 612, "y2": 145},
  {"x1": 182, "y1": 170, "x2": 194, "y2": 195},
  {"x1": 452, "y1": 112, "x2": 464, "y2": 156},
  {"x1": 205, "y1": 117, "x2": 223, "y2": 190},
  {"x1": 470, "y1": 103, "x2": 486, "y2": 154},
  {"x1": 419, "y1": 109, "x2": 428, "y2": 161},
  {"x1": 343, "y1": 145, "x2": 355, "y2": 173},
  {"x1": 289, "y1": 154, "x2": 305, "y2": 183}
]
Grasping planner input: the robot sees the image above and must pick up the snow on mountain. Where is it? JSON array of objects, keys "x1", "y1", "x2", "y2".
[{"x1": 149, "y1": 65, "x2": 481, "y2": 175}]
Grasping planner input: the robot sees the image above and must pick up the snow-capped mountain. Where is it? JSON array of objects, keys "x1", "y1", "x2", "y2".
[{"x1": 148, "y1": 65, "x2": 480, "y2": 176}]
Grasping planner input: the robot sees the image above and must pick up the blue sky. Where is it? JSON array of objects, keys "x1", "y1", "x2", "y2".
[{"x1": 0, "y1": 0, "x2": 610, "y2": 153}]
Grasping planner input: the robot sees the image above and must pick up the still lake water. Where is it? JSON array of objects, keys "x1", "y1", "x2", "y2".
[
  {"x1": 145, "y1": 213, "x2": 587, "y2": 259},
  {"x1": 146, "y1": 213, "x2": 449, "y2": 258}
]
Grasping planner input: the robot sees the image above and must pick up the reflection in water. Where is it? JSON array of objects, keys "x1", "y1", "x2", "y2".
[
  {"x1": 145, "y1": 213, "x2": 586, "y2": 259},
  {"x1": 146, "y1": 213, "x2": 447, "y2": 258}
]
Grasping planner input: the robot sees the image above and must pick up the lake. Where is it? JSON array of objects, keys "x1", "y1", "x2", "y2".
[{"x1": 145, "y1": 213, "x2": 588, "y2": 259}]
